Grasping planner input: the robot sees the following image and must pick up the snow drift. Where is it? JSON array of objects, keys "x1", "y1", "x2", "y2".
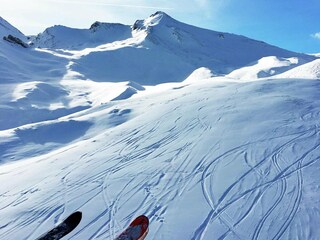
[
  {"x1": 227, "y1": 56, "x2": 303, "y2": 80},
  {"x1": 274, "y1": 58, "x2": 320, "y2": 79}
]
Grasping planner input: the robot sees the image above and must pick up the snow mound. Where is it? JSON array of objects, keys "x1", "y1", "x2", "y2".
[
  {"x1": 12, "y1": 82, "x2": 69, "y2": 104},
  {"x1": 111, "y1": 82, "x2": 145, "y2": 101},
  {"x1": 227, "y1": 56, "x2": 303, "y2": 80},
  {"x1": 112, "y1": 87, "x2": 138, "y2": 101},
  {"x1": 184, "y1": 67, "x2": 216, "y2": 83},
  {"x1": 32, "y1": 23, "x2": 132, "y2": 50},
  {"x1": 0, "y1": 81, "x2": 89, "y2": 130},
  {"x1": 15, "y1": 120, "x2": 92, "y2": 144},
  {"x1": 0, "y1": 120, "x2": 92, "y2": 162},
  {"x1": 106, "y1": 108, "x2": 132, "y2": 127},
  {"x1": 275, "y1": 59, "x2": 320, "y2": 79},
  {"x1": 127, "y1": 81, "x2": 145, "y2": 91}
]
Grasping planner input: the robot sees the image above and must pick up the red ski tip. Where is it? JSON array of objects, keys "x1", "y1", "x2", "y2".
[{"x1": 116, "y1": 215, "x2": 149, "y2": 240}]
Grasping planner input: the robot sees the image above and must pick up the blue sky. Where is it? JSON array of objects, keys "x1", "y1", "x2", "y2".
[{"x1": 1, "y1": 0, "x2": 319, "y2": 53}]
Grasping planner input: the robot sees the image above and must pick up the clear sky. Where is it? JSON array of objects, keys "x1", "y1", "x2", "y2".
[{"x1": 0, "y1": 0, "x2": 319, "y2": 53}]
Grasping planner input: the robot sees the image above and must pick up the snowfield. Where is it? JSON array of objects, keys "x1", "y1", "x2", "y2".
[{"x1": 0, "y1": 12, "x2": 320, "y2": 240}]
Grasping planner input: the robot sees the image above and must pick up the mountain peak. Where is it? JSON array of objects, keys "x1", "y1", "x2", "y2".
[
  {"x1": 90, "y1": 21, "x2": 102, "y2": 29},
  {"x1": 89, "y1": 21, "x2": 128, "y2": 31},
  {"x1": 149, "y1": 11, "x2": 171, "y2": 19},
  {"x1": 32, "y1": 21, "x2": 131, "y2": 49},
  {"x1": 132, "y1": 11, "x2": 175, "y2": 31}
]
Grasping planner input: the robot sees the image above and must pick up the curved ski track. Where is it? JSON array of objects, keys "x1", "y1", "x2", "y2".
[{"x1": 0, "y1": 80, "x2": 319, "y2": 239}]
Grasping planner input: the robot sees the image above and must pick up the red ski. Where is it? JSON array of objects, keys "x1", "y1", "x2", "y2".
[{"x1": 115, "y1": 215, "x2": 149, "y2": 240}]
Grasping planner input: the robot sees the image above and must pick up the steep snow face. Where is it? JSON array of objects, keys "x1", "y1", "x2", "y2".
[
  {"x1": 32, "y1": 23, "x2": 132, "y2": 50},
  {"x1": 0, "y1": 18, "x2": 68, "y2": 84},
  {"x1": 274, "y1": 59, "x2": 320, "y2": 79},
  {"x1": 0, "y1": 16, "x2": 26, "y2": 40},
  {"x1": 71, "y1": 43, "x2": 196, "y2": 84},
  {"x1": 227, "y1": 56, "x2": 303, "y2": 80},
  {"x1": 0, "y1": 17, "x2": 74, "y2": 132},
  {"x1": 133, "y1": 12, "x2": 314, "y2": 74},
  {"x1": 0, "y1": 46, "x2": 68, "y2": 83},
  {"x1": 183, "y1": 67, "x2": 216, "y2": 83},
  {"x1": 132, "y1": 11, "x2": 176, "y2": 32}
]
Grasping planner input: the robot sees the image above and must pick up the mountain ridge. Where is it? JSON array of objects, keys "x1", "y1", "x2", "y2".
[
  {"x1": 31, "y1": 22, "x2": 132, "y2": 49},
  {"x1": 0, "y1": 12, "x2": 318, "y2": 85},
  {"x1": 0, "y1": 16, "x2": 26, "y2": 40}
]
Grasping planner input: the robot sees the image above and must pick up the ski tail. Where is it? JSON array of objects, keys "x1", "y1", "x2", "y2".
[
  {"x1": 115, "y1": 215, "x2": 149, "y2": 240},
  {"x1": 36, "y1": 211, "x2": 82, "y2": 240}
]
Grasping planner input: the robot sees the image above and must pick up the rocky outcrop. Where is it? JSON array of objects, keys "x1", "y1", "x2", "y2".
[{"x1": 3, "y1": 34, "x2": 29, "y2": 48}]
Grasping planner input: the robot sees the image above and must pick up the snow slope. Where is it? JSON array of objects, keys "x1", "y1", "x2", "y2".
[
  {"x1": 31, "y1": 22, "x2": 132, "y2": 50},
  {"x1": 1, "y1": 77, "x2": 320, "y2": 240},
  {"x1": 0, "y1": 17, "x2": 144, "y2": 131},
  {"x1": 0, "y1": 16, "x2": 26, "y2": 40},
  {"x1": 133, "y1": 12, "x2": 312, "y2": 75},
  {"x1": 0, "y1": 12, "x2": 320, "y2": 240},
  {"x1": 0, "y1": 18, "x2": 79, "y2": 131},
  {"x1": 0, "y1": 42, "x2": 73, "y2": 130},
  {"x1": 31, "y1": 12, "x2": 315, "y2": 84},
  {"x1": 226, "y1": 56, "x2": 303, "y2": 80},
  {"x1": 274, "y1": 58, "x2": 320, "y2": 79}
]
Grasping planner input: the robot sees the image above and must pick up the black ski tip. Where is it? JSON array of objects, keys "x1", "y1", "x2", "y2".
[
  {"x1": 36, "y1": 211, "x2": 82, "y2": 240},
  {"x1": 64, "y1": 211, "x2": 82, "y2": 228}
]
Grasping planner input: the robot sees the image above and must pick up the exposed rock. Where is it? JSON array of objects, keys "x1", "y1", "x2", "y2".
[{"x1": 3, "y1": 34, "x2": 29, "y2": 48}]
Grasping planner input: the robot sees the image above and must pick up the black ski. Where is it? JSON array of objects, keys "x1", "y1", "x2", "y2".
[{"x1": 36, "y1": 211, "x2": 82, "y2": 240}]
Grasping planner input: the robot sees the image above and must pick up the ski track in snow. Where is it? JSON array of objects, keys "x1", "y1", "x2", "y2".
[{"x1": 0, "y1": 77, "x2": 320, "y2": 240}]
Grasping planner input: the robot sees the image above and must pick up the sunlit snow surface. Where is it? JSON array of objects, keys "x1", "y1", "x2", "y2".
[
  {"x1": 1, "y1": 77, "x2": 320, "y2": 240},
  {"x1": 0, "y1": 12, "x2": 320, "y2": 240}
]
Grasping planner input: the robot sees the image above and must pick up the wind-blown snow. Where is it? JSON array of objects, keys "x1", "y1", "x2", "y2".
[
  {"x1": 0, "y1": 12, "x2": 319, "y2": 240},
  {"x1": 227, "y1": 56, "x2": 303, "y2": 80},
  {"x1": 274, "y1": 59, "x2": 320, "y2": 79}
]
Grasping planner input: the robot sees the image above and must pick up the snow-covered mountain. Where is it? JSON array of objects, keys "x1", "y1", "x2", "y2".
[
  {"x1": 131, "y1": 12, "x2": 312, "y2": 74},
  {"x1": 0, "y1": 16, "x2": 26, "y2": 40},
  {"x1": 274, "y1": 58, "x2": 320, "y2": 79},
  {"x1": 29, "y1": 12, "x2": 314, "y2": 84},
  {"x1": 0, "y1": 12, "x2": 320, "y2": 240},
  {"x1": 31, "y1": 22, "x2": 132, "y2": 49}
]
